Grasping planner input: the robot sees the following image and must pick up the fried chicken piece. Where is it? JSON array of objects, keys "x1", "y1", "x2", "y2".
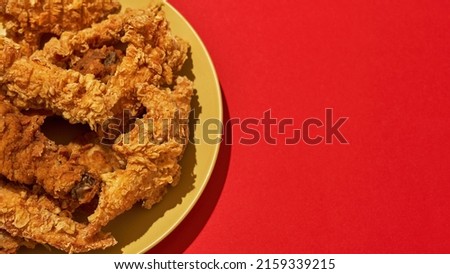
[
  {"x1": 0, "y1": 180, "x2": 117, "y2": 253},
  {"x1": 0, "y1": 37, "x2": 32, "y2": 77},
  {"x1": 0, "y1": 37, "x2": 22, "y2": 75},
  {"x1": 70, "y1": 46, "x2": 124, "y2": 83},
  {"x1": 0, "y1": 230, "x2": 20, "y2": 253},
  {"x1": 0, "y1": 4, "x2": 193, "y2": 250},
  {"x1": 0, "y1": 229, "x2": 35, "y2": 253},
  {"x1": 1, "y1": 6, "x2": 189, "y2": 129},
  {"x1": 41, "y1": 5, "x2": 188, "y2": 86},
  {"x1": 0, "y1": 98, "x2": 100, "y2": 207},
  {"x1": 83, "y1": 76, "x2": 193, "y2": 237},
  {"x1": 67, "y1": 133, "x2": 126, "y2": 175},
  {"x1": 2, "y1": 58, "x2": 117, "y2": 129},
  {"x1": 0, "y1": 0, "x2": 121, "y2": 48}
]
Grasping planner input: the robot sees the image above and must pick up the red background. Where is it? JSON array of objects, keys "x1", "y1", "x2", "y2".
[{"x1": 150, "y1": 0, "x2": 450, "y2": 253}]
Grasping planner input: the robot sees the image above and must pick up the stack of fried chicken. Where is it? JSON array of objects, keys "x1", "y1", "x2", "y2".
[{"x1": 0, "y1": 0, "x2": 193, "y2": 253}]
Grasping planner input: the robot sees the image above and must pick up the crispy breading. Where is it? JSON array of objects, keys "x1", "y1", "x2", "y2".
[
  {"x1": 40, "y1": 6, "x2": 188, "y2": 86},
  {"x1": 0, "y1": 230, "x2": 35, "y2": 254},
  {"x1": 0, "y1": 0, "x2": 121, "y2": 48},
  {"x1": 0, "y1": 229, "x2": 35, "y2": 253},
  {"x1": 2, "y1": 57, "x2": 116, "y2": 129},
  {"x1": 0, "y1": 180, "x2": 117, "y2": 253},
  {"x1": 83, "y1": 77, "x2": 193, "y2": 236},
  {"x1": 0, "y1": 230, "x2": 20, "y2": 253},
  {"x1": 0, "y1": 37, "x2": 32, "y2": 78},
  {"x1": 1, "y1": 6, "x2": 189, "y2": 129},
  {"x1": 0, "y1": 3, "x2": 193, "y2": 252},
  {"x1": 0, "y1": 99, "x2": 101, "y2": 207},
  {"x1": 66, "y1": 134, "x2": 126, "y2": 176}
]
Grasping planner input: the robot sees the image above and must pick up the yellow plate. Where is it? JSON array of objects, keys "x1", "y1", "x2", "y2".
[
  {"x1": 104, "y1": 0, "x2": 222, "y2": 253},
  {"x1": 2, "y1": 0, "x2": 222, "y2": 254}
]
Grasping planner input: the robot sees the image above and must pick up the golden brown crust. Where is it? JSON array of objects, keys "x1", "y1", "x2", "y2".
[
  {"x1": 1, "y1": 7, "x2": 189, "y2": 130},
  {"x1": 0, "y1": 3, "x2": 192, "y2": 252},
  {"x1": 0, "y1": 230, "x2": 21, "y2": 253},
  {"x1": 0, "y1": 180, "x2": 117, "y2": 253},
  {"x1": 0, "y1": 0, "x2": 121, "y2": 48},
  {"x1": 67, "y1": 140, "x2": 125, "y2": 176},
  {"x1": 0, "y1": 230, "x2": 36, "y2": 254},
  {"x1": 84, "y1": 77, "x2": 193, "y2": 236},
  {"x1": 0, "y1": 37, "x2": 32, "y2": 77},
  {"x1": 0, "y1": 99, "x2": 101, "y2": 207}
]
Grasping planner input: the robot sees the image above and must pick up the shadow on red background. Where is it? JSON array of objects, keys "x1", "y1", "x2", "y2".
[{"x1": 149, "y1": 87, "x2": 231, "y2": 253}]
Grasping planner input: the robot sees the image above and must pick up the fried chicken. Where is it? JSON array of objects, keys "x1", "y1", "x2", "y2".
[
  {"x1": 66, "y1": 133, "x2": 126, "y2": 175},
  {"x1": 0, "y1": 37, "x2": 32, "y2": 77},
  {"x1": 0, "y1": 3, "x2": 194, "y2": 253},
  {"x1": 0, "y1": 98, "x2": 101, "y2": 207},
  {"x1": 1, "y1": 6, "x2": 189, "y2": 129},
  {"x1": 84, "y1": 76, "x2": 193, "y2": 236},
  {"x1": 0, "y1": 0, "x2": 121, "y2": 48},
  {"x1": 0, "y1": 180, "x2": 116, "y2": 253},
  {"x1": 0, "y1": 230, "x2": 20, "y2": 253},
  {"x1": 0, "y1": 229, "x2": 35, "y2": 253}
]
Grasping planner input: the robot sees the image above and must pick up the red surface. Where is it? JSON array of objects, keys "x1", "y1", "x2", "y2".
[{"x1": 150, "y1": 0, "x2": 450, "y2": 253}]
